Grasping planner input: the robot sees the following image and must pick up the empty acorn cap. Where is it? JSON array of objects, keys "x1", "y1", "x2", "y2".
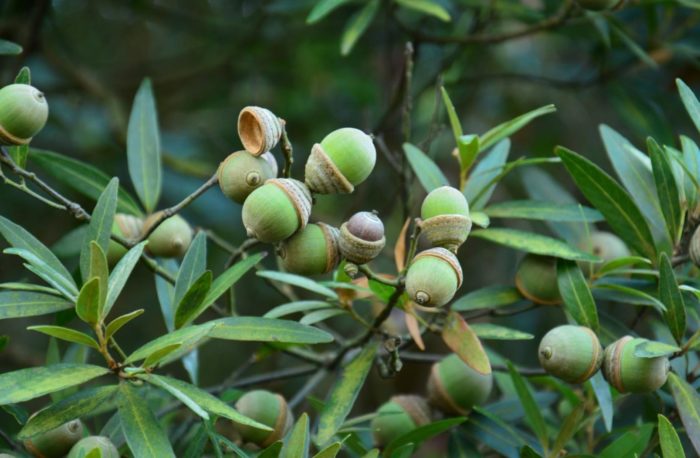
[
  {"x1": 405, "y1": 248, "x2": 463, "y2": 307},
  {"x1": 279, "y1": 223, "x2": 340, "y2": 275},
  {"x1": 0, "y1": 84, "x2": 49, "y2": 146},
  {"x1": 602, "y1": 336, "x2": 670, "y2": 393},
  {"x1": 370, "y1": 395, "x2": 431, "y2": 448},
  {"x1": 538, "y1": 325, "x2": 603, "y2": 384},
  {"x1": 427, "y1": 354, "x2": 493, "y2": 415},
  {"x1": 238, "y1": 106, "x2": 283, "y2": 156},
  {"x1": 233, "y1": 390, "x2": 293, "y2": 448}
]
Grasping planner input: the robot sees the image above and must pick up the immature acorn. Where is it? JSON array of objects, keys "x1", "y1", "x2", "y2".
[
  {"x1": 237, "y1": 106, "x2": 283, "y2": 156},
  {"x1": 602, "y1": 336, "x2": 670, "y2": 393},
  {"x1": 24, "y1": 419, "x2": 83, "y2": 458},
  {"x1": 305, "y1": 127, "x2": 376, "y2": 194},
  {"x1": 339, "y1": 211, "x2": 386, "y2": 265},
  {"x1": 427, "y1": 354, "x2": 492, "y2": 415},
  {"x1": 279, "y1": 223, "x2": 340, "y2": 275},
  {"x1": 576, "y1": 0, "x2": 623, "y2": 11},
  {"x1": 514, "y1": 254, "x2": 561, "y2": 305},
  {"x1": 242, "y1": 178, "x2": 312, "y2": 243},
  {"x1": 370, "y1": 395, "x2": 431, "y2": 448},
  {"x1": 420, "y1": 186, "x2": 472, "y2": 252},
  {"x1": 142, "y1": 212, "x2": 194, "y2": 258},
  {"x1": 233, "y1": 390, "x2": 293, "y2": 448},
  {"x1": 689, "y1": 225, "x2": 700, "y2": 267},
  {"x1": 0, "y1": 84, "x2": 49, "y2": 145},
  {"x1": 106, "y1": 213, "x2": 144, "y2": 265},
  {"x1": 405, "y1": 248, "x2": 463, "y2": 307},
  {"x1": 538, "y1": 325, "x2": 603, "y2": 384},
  {"x1": 578, "y1": 231, "x2": 629, "y2": 275},
  {"x1": 66, "y1": 436, "x2": 119, "y2": 458},
  {"x1": 218, "y1": 151, "x2": 278, "y2": 204}
]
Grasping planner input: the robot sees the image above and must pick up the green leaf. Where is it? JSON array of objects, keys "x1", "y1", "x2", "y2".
[
  {"x1": 3, "y1": 247, "x2": 77, "y2": 300},
  {"x1": 589, "y1": 372, "x2": 612, "y2": 432},
  {"x1": 28, "y1": 325, "x2": 99, "y2": 350},
  {"x1": 633, "y1": 340, "x2": 680, "y2": 358},
  {"x1": 659, "y1": 253, "x2": 686, "y2": 344},
  {"x1": 556, "y1": 259, "x2": 599, "y2": 331},
  {"x1": 596, "y1": 256, "x2": 652, "y2": 276},
  {"x1": 300, "y1": 308, "x2": 346, "y2": 325},
  {"x1": 175, "y1": 270, "x2": 213, "y2": 329},
  {"x1": 125, "y1": 322, "x2": 215, "y2": 363},
  {"x1": 470, "y1": 228, "x2": 599, "y2": 262},
  {"x1": 483, "y1": 200, "x2": 603, "y2": 222},
  {"x1": 105, "y1": 309, "x2": 144, "y2": 340},
  {"x1": 507, "y1": 361, "x2": 548, "y2": 451},
  {"x1": 440, "y1": 87, "x2": 464, "y2": 158},
  {"x1": 556, "y1": 146, "x2": 657, "y2": 262},
  {"x1": 442, "y1": 311, "x2": 491, "y2": 375},
  {"x1": 463, "y1": 140, "x2": 510, "y2": 210},
  {"x1": 451, "y1": 285, "x2": 522, "y2": 312},
  {"x1": 470, "y1": 323, "x2": 533, "y2": 340},
  {"x1": 264, "y1": 300, "x2": 334, "y2": 319},
  {"x1": 143, "y1": 343, "x2": 182, "y2": 368},
  {"x1": 316, "y1": 343, "x2": 378, "y2": 446},
  {"x1": 76, "y1": 277, "x2": 101, "y2": 325},
  {"x1": 340, "y1": 0, "x2": 379, "y2": 55},
  {"x1": 8, "y1": 144, "x2": 28, "y2": 169},
  {"x1": 105, "y1": 241, "x2": 147, "y2": 316},
  {"x1": 127, "y1": 79, "x2": 162, "y2": 213},
  {"x1": 174, "y1": 232, "x2": 207, "y2": 308},
  {"x1": 307, "y1": 0, "x2": 353, "y2": 23},
  {"x1": 14, "y1": 66, "x2": 30, "y2": 84},
  {"x1": 599, "y1": 423, "x2": 655, "y2": 458},
  {"x1": 0, "y1": 291, "x2": 72, "y2": 319},
  {"x1": 119, "y1": 383, "x2": 175, "y2": 458},
  {"x1": 80, "y1": 178, "x2": 118, "y2": 283},
  {"x1": 677, "y1": 79, "x2": 700, "y2": 135},
  {"x1": 549, "y1": 403, "x2": 584, "y2": 457},
  {"x1": 649, "y1": 138, "x2": 683, "y2": 243},
  {"x1": 140, "y1": 372, "x2": 208, "y2": 419},
  {"x1": 0, "y1": 364, "x2": 109, "y2": 405},
  {"x1": 313, "y1": 442, "x2": 343, "y2": 458},
  {"x1": 209, "y1": 316, "x2": 334, "y2": 344},
  {"x1": 470, "y1": 211, "x2": 489, "y2": 228},
  {"x1": 668, "y1": 372, "x2": 700, "y2": 455},
  {"x1": 479, "y1": 105, "x2": 556, "y2": 153},
  {"x1": 394, "y1": 0, "x2": 450, "y2": 21},
  {"x1": 281, "y1": 413, "x2": 310, "y2": 458},
  {"x1": 203, "y1": 251, "x2": 263, "y2": 306},
  {"x1": 593, "y1": 283, "x2": 666, "y2": 312},
  {"x1": 658, "y1": 414, "x2": 686, "y2": 458},
  {"x1": 257, "y1": 270, "x2": 338, "y2": 299},
  {"x1": 18, "y1": 385, "x2": 119, "y2": 439},
  {"x1": 0, "y1": 39, "x2": 22, "y2": 55},
  {"x1": 609, "y1": 23, "x2": 657, "y2": 68},
  {"x1": 384, "y1": 417, "x2": 465, "y2": 455},
  {"x1": 30, "y1": 149, "x2": 144, "y2": 215},
  {"x1": 403, "y1": 143, "x2": 450, "y2": 193}
]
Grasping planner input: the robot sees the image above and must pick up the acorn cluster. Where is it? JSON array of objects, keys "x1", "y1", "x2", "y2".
[{"x1": 21, "y1": 417, "x2": 118, "y2": 458}]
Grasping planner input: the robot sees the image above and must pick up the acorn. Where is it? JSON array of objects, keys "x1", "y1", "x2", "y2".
[
  {"x1": 370, "y1": 395, "x2": 431, "y2": 448},
  {"x1": 237, "y1": 106, "x2": 283, "y2": 156},
  {"x1": 66, "y1": 436, "x2": 119, "y2": 458},
  {"x1": 339, "y1": 211, "x2": 386, "y2": 265},
  {"x1": 602, "y1": 336, "x2": 670, "y2": 393},
  {"x1": 538, "y1": 325, "x2": 603, "y2": 384},
  {"x1": 577, "y1": 231, "x2": 630, "y2": 275},
  {"x1": 689, "y1": 225, "x2": 700, "y2": 267},
  {"x1": 305, "y1": 128, "x2": 376, "y2": 194},
  {"x1": 576, "y1": 0, "x2": 623, "y2": 11},
  {"x1": 106, "y1": 213, "x2": 144, "y2": 265},
  {"x1": 218, "y1": 151, "x2": 278, "y2": 204},
  {"x1": 142, "y1": 213, "x2": 194, "y2": 258},
  {"x1": 24, "y1": 419, "x2": 83, "y2": 458},
  {"x1": 278, "y1": 223, "x2": 340, "y2": 275},
  {"x1": 405, "y1": 248, "x2": 463, "y2": 307},
  {"x1": 233, "y1": 390, "x2": 293, "y2": 449},
  {"x1": 420, "y1": 186, "x2": 472, "y2": 252},
  {"x1": 427, "y1": 354, "x2": 492, "y2": 415},
  {"x1": 514, "y1": 254, "x2": 561, "y2": 305},
  {"x1": 0, "y1": 84, "x2": 49, "y2": 146},
  {"x1": 242, "y1": 178, "x2": 312, "y2": 244}
]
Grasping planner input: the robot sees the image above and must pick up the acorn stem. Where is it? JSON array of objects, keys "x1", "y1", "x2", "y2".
[
  {"x1": 280, "y1": 123, "x2": 294, "y2": 178},
  {"x1": 358, "y1": 264, "x2": 402, "y2": 287},
  {"x1": 400, "y1": 218, "x2": 423, "y2": 275}
]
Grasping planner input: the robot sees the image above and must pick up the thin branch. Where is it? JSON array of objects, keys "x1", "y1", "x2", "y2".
[
  {"x1": 280, "y1": 124, "x2": 294, "y2": 178},
  {"x1": 400, "y1": 352, "x2": 546, "y2": 375}
]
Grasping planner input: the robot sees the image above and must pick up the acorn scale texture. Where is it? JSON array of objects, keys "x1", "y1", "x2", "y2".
[
  {"x1": 0, "y1": 84, "x2": 49, "y2": 145},
  {"x1": 427, "y1": 354, "x2": 492, "y2": 415},
  {"x1": 420, "y1": 186, "x2": 472, "y2": 252},
  {"x1": 405, "y1": 247, "x2": 463, "y2": 307},
  {"x1": 538, "y1": 325, "x2": 603, "y2": 383},
  {"x1": 237, "y1": 106, "x2": 283, "y2": 156},
  {"x1": 339, "y1": 211, "x2": 386, "y2": 264}
]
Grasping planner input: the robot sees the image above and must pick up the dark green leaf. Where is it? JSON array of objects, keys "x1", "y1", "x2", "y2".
[
  {"x1": 175, "y1": 270, "x2": 213, "y2": 329},
  {"x1": 442, "y1": 311, "x2": 491, "y2": 375},
  {"x1": 281, "y1": 413, "x2": 310, "y2": 458},
  {"x1": 0, "y1": 39, "x2": 22, "y2": 55},
  {"x1": 556, "y1": 259, "x2": 599, "y2": 331},
  {"x1": 507, "y1": 361, "x2": 548, "y2": 451},
  {"x1": 125, "y1": 322, "x2": 215, "y2": 363},
  {"x1": 119, "y1": 382, "x2": 175, "y2": 458},
  {"x1": 14, "y1": 67, "x2": 30, "y2": 84},
  {"x1": 76, "y1": 277, "x2": 101, "y2": 325},
  {"x1": 667, "y1": 372, "x2": 700, "y2": 456},
  {"x1": 143, "y1": 343, "x2": 182, "y2": 368},
  {"x1": 484, "y1": 200, "x2": 603, "y2": 222},
  {"x1": 174, "y1": 232, "x2": 207, "y2": 308},
  {"x1": 470, "y1": 323, "x2": 533, "y2": 340},
  {"x1": 209, "y1": 316, "x2": 334, "y2": 344},
  {"x1": 312, "y1": 441, "x2": 343, "y2": 458},
  {"x1": 307, "y1": 0, "x2": 353, "y2": 23},
  {"x1": 451, "y1": 285, "x2": 522, "y2": 311},
  {"x1": 28, "y1": 325, "x2": 99, "y2": 349},
  {"x1": 403, "y1": 143, "x2": 450, "y2": 193},
  {"x1": 394, "y1": 0, "x2": 450, "y2": 21},
  {"x1": 80, "y1": 178, "x2": 118, "y2": 283},
  {"x1": 105, "y1": 309, "x2": 144, "y2": 340},
  {"x1": 385, "y1": 417, "x2": 465, "y2": 455},
  {"x1": 340, "y1": 0, "x2": 379, "y2": 55},
  {"x1": 0, "y1": 364, "x2": 109, "y2": 404},
  {"x1": 659, "y1": 253, "x2": 686, "y2": 343},
  {"x1": 598, "y1": 423, "x2": 654, "y2": 458},
  {"x1": 201, "y1": 252, "x2": 264, "y2": 313},
  {"x1": 257, "y1": 270, "x2": 338, "y2": 299},
  {"x1": 549, "y1": 403, "x2": 584, "y2": 457},
  {"x1": 0, "y1": 291, "x2": 72, "y2": 319},
  {"x1": 471, "y1": 228, "x2": 599, "y2": 261},
  {"x1": 479, "y1": 105, "x2": 556, "y2": 152},
  {"x1": 649, "y1": 138, "x2": 682, "y2": 243},
  {"x1": 658, "y1": 413, "x2": 686, "y2": 458},
  {"x1": 105, "y1": 241, "x2": 147, "y2": 316}
]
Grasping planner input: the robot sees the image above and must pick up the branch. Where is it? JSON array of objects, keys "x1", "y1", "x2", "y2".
[
  {"x1": 280, "y1": 124, "x2": 294, "y2": 178},
  {"x1": 400, "y1": 352, "x2": 546, "y2": 375}
]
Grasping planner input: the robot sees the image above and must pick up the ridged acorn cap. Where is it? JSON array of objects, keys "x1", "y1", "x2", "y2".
[
  {"x1": 577, "y1": 231, "x2": 629, "y2": 275},
  {"x1": 515, "y1": 254, "x2": 561, "y2": 305},
  {"x1": 405, "y1": 248, "x2": 463, "y2": 307},
  {"x1": 427, "y1": 354, "x2": 493, "y2": 415},
  {"x1": 339, "y1": 212, "x2": 386, "y2": 264},
  {"x1": 233, "y1": 390, "x2": 293, "y2": 448},
  {"x1": 602, "y1": 336, "x2": 670, "y2": 393},
  {"x1": 576, "y1": 0, "x2": 623, "y2": 10},
  {"x1": 242, "y1": 178, "x2": 312, "y2": 244},
  {"x1": 538, "y1": 325, "x2": 603, "y2": 383},
  {"x1": 279, "y1": 223, "x2": 340, "y2": 275},
  {"x1": 690, "y1": 226, "x2": 700, "y2": 267},
  {"x1": 24, "y1": 419, "x2": 83, "y2": 458},
  {"x1": 420, "y1": 186, "x2": 472, "y2": 252},
  {"x1": 142, "y1": 213, "x2": 193, "y2": 258},
  {"x1": 0, "y1": 84, "x2": 49, "y2": 146},
  {"x1": 304, "y1": 128, "x2": 376, "y2": 194},
  {"x1": 370, "y1": 395, "x2": 431, "y2": 448},
  {"x1": 67, "y1": 436, "x2": 119, "y2": 458},
  {"x1": 107, "y1": 213, "x2": 144, "y2": 265},
  {"x1": 237, "y1": 106, "x2": 283, "y2": 156},
  {"x1": 217, "y1": 150, "x2": 277, "y2": 204}
]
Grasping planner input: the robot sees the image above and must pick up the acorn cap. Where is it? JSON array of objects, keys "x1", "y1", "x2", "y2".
[
  {"x1": 370, "y1": 395, "x2": 431, "y2": 448},
  {"x1": 279, "y1": 223, "x2": 340, "y2": 275},
  {"x1": 142, "y1": 212, "x2": 194, "y2": 258},
  {"x1": 339, "y1": 222, "x2": 386, "y2": 265},
  {"x1": 66, "y1": 436, "x2": 119, "y2": 458},
  {"x1": 107, "y1": 213, "x2": 144, "y2": 265},
  {"x1": 217, "y1": 150, "x2": 276, "y2": 204},
  {"x1": 427, "y1": 354, "x2": 493, "y2": 415},
  {"x1": 0, "y1": 84, "x2": 49, "y2": 146},
  {"x1": 602, "y1": 336, "x2": 670, "y2": 393},
  {"x1": 237, "y1": 106, "x2": 283, "y2": 156},
  {"x1": 405, "y1": 248, "x2": 463, "y2": 307},
  {"x1": 690, "y1": 226, "x2": 700, "y2": 267},
  {"x1": 514, "y1": 254, "x2": 561, "y2": 305},
  {"x1": 24, "y1": 419, "x2": 83, "y2": 458},
  {"x1": 234, "y1": 390, "x2": 293, "y2": 448},
  {"x1": 538, "y1": 325, "x2": 603, "y2": 384}
]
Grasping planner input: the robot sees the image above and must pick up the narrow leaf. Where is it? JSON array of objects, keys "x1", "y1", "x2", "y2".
[
  {"x1": 649, "y1": 138, "x2": 682, "y2": 243},
  {"x1": 281, "y1": 413, "x2": 310, "y2": 458},
  {"x1": 451, "y1": 285, "x2": 523, "y2": 312},
  {"x1": 484, "y1": 200, "x2": 603, "y2": 222},
  {"x1": 395, "y1": 0, "x2": 451, "y2": 21},
  {"x1": 201, "y1": 252, "x2": 264, "y2": 312},
  {"x1": 28, "y1": 325, "x2": 99, "y2": 350},
  {"x1": 307, "y1": 0, "x2": 353, "y2": 23},
  {"x1": 175, "y1": 271, "x2": 213, "y2": 329},
  {"x1": 470, "y1": 323, "x2": 533, "y2": 340},
  {"x1": 79, "y1": 178, "x2": 118, "y2": 284},
  {"x1": 385, "y1": 418, "x2": 466, "y2": 455},
  {"x1": 658, "y1": 414, "x2": 686, "y2": 458},
  {"x1": 479, "y1": 105, "x2": 556, "y2": 152},
  {"x1": 209, "y1": 316, "x2": 334, "y2": 344},
  {"x1": 677, "y1": 79, "x2": 700, "y2": 135},
  {"x1": 668, "y1": 372, "x2": 700, "y2": 455},
  {"x1": 507, "y1": 361, "x2": 548, "y2": 451},
  {"x1": 105, "y1": 309, "x2": 144, "y2": 340},
  {"x1": 403, "y1": 143, "x2": 450, "y2": 193},
  {"x1": 257, "y1": 270, "x2": 338, "y2": 299},
  {"x1": 556, "y1": 259, "x2": 599, "y2": 331},
  {"x1": 105, "y1": 241, "x2": 147, "y2": 316},
  {"x1": 442, "y1": 311, "x2": 491, "y2": 375},
  {"x1": 126, "y1": 322, "x2": 215, "y2": 363},
  {"x1": 119, "y1": 383, "x2": 175, "y2": 458},
  {"x1": 340, "y1": 0, "x2": 379, "y2": 55},
  {"x1": 0, "y1": 39, "x2": 22, "y2": 55},
  {"x1": 76, "y1": 277, "x2": 101, "y2": 325},
  {"x1": 173, "y1": 232, "x2": 207, "y2": 308},
  {"x1": 659, "y1": 253, "x2": 686, "y2": 343},
  {"x1": 471, "y1": 228, "x2": 599, "y2": 262},
  {"x1": 0, "y1": 291, "x2": 72, "y2": 319},
  {"x1": 0, "y1": 364, "x2": 109, "y2": 405}
]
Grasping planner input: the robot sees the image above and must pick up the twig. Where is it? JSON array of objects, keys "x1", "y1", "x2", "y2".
[
  {"x1": 280, "y1": 124, "x2": 294, "y2": 178},
  {"x1": 211, "y1": 365, "x2": 317, "y2": 393},
  {"x1": 0, "y1": 428, "x2": 19, "y2": 452},
  {"x1": 224, "y1": 238, "x2": 261, "y2": 268},
  {"x1": 358, "y1": 265, "x2": 401, "y2": 287},
  {"x1": 400, "y1": 352, "x2": 546, "y2": 375},
  {"x1": 401, "y1": 42, "x2": 414, "y2": 142},
  {"x1": 288, "y1": 369, "x2": 328, "y2": 409}
]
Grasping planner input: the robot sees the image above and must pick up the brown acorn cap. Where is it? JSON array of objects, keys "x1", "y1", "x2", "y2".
[
  {"x1": 304, "y1": 143, "x2": 354, "y2": 194},
  {"x1": 602, "y1": 335, "x2": 632, "y2": 393},
  {"x1": 267, "y1": 178, "x2": 312, "y2": 232},
  {"x1": 390, "y1": 395, "x2": 432, "y2": 426},
  {"x1": 413, "y1": 247, "x2": 463, "y2": 288},
  {"x1": 420, "y1": 214, "x2": 472, "y2": 253},
  {"x1": 339, "y1": 222, "x2": 386, "y2": 264},
  {"x1": 237, "y1": 106, "x2": 283, "y2": 156},
  {"x1": 319, "y1": 223, "x2": 341, "y2": 273}
]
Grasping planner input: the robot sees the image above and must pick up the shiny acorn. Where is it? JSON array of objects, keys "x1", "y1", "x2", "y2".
[
  {"x1": 602, "y1": 336, "x2": 670, "y2": 393},
  {"x1": 0, "y1": 84, "x2": 49, "y2": 145},
  {"x1": 233, "y1": 390, "x2": 293, "y2": 448},
  {"x1": 279, "y1": 223, "x2": 340, "y2": 275},
  {"x1": 242, "y1": 178, "x2": 312, "y2": 243},
  {"x1": 420, "y1": 186, "x2": 472, "y2": 252},
  {"x1": 24, "y1": 419, "x2": 83, "y2": 458},
  {"x1": 538, "y1": 325, "x2": 603, "y2": 383},
  {"x1": 142, "y1": 213, "x2": 194, "y2": 258},
  {"x1": 237, "y1": 106, "x2": 283, "y2": 156},
  {"x1": 578, "y1": 231, "x2": 629, "y2": 275},
  {"x1": 427, "y1": 354, "x2": 492, "y2": 415},
  {"x1": 371, "y1": 395, "x2": 431, "y2": 448},
  {"x1": 106, "y1": 213, "x2": 144, "y2": 265},
  {"x1": 67, "y1": 436, "x2": 119, "y2": 458},
  {"x1": 339, "y1": 211, "x2": 386, "y2": 265},
  {"x1": 305, "y1": 127, "x2": 376, "y2": 194},
  {"x1": 515, "y1": 254, "x2": 561, "y2": 305},
  {"x1": 218, "y1": 151, "x2": 277, "y2": 204},
  {"x1": 405, "y1": 248, "x2": 463, "y2": 307}
]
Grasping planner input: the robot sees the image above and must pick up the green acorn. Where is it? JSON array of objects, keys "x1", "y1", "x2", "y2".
[
  {"x1": 405, "y1": 248, "x2": 463, "y2": 307},
  {"x1": 370, "y1": 395, "x2": 431, "y2": 448},
  {"x1": 142, "y1": 212, "x2": 193, "y2": 258},
  {"x1": 237, "y1": 106, "x2": 283, "y2": 156},
  {"x1": 279, "y1": 223, "x2": 340, "y2": 275},
  {"x1": 576, "y1": 0, "x2": 623, "y2": 11},
  {"x1": 0, "y1": 84, "x2": 49, "y2": 145},
  {"x1": 427, "y1": 354, "x2": 492, "y2": 415},
  {"x1": 233, "y1": 390, "x2": 293, "y2": 448},
  {"x1": 242, "y1": 178, "x2": 312, "y2": 243},
  {"x1": 339, "y1": 211, "x2": 386, "y2": 265},
  {"x1": 578, "y1": 231, "x2": 630, "y2": 275},
  {"x1": 66, "y1": 436, "x2": 119, "y2": 458},
  {"x1": 218, "y1": 151, "x2": 278, "y2": 204},
  {"x1": 602, "y1": 336, "x2": 670, "y2": 393},
  {"x1": 305, "y1": 128, "x2": 376, "y2": 194},
  {"x1": 24, "y1": 419, "x2": 83, "y2": 458},
  {"x1": 106, "y1": 213, "x2": 144, "y2": 265},
  {"x1": 538, "y1": 325, "x2": 603, "y2": 383},
  {"x1": 420, "y1": 186, "x2": 472, "y2": 252},
  {"x1": 514, "y1": 254, "x2": 561, "y2": 305}
]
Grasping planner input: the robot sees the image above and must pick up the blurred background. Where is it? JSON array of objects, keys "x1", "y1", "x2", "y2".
[{"x1": 1, "y1": 0, "x2": 700, "y2": 453}]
